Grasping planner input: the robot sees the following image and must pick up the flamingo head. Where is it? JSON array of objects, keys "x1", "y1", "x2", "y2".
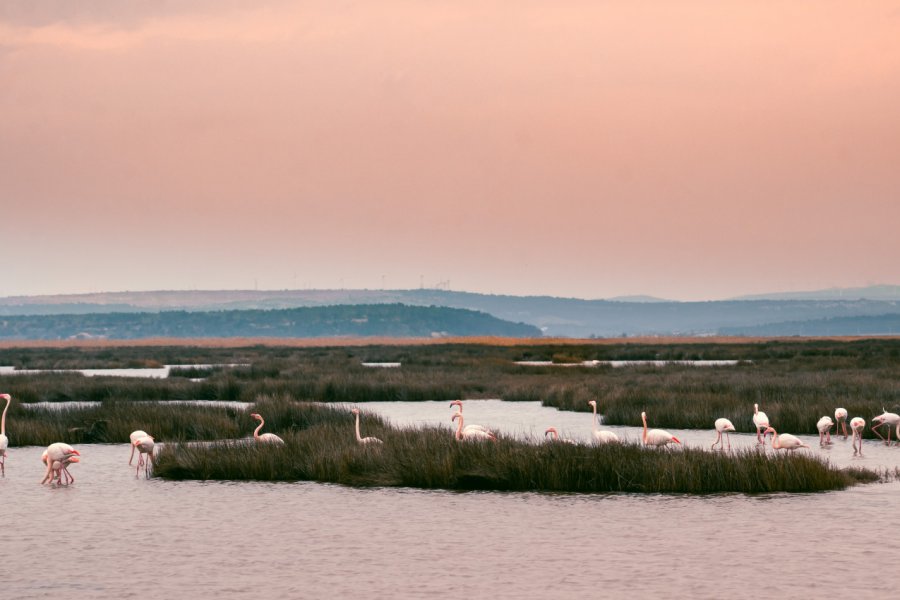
[
  {"x1": 671, "y1": 436, "x2": 682, "y2": 444},
  {"x1": 66, "y1": 456, "x2": 80, "y2": 464},
  {"x1": 754, "y1": 403, "x2": 759, "y2": 413},
  {"x1": 449, "y1": 400, "x2": 462, "y2": 409},
  {"x1": 250, "y1": 413, "x2": 262, "y2": 421},
  {"x1": 588, "y1": 400, "x2": 596, "y2": 408},
  {"x1": 763, "y1": 426, "x2": 776, "y2": 436},
  {"x1": 545, "y1": 427, "x2": 558, "y2": 437},
  {"x1": 0, "y1": 393, "x2": 10, "y2": 400},
  {"x1": 451, "y1": 412, "x2": 461, "y2": 422},
  {"x1": 351, "y1": 408, "x2": 360, "y2": 416}
]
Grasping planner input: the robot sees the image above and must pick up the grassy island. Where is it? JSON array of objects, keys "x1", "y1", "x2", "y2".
[{"x1": 151, "y1": 399, "x2": 878, "y2": 494}]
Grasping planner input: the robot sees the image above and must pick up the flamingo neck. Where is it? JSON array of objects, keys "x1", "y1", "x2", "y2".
[
  {"x1": 641, "y1": 414, "x2": 648, "y2": 443},
  {"x1": 1, "y1": 395, "x2": 9, "y2": 436},
  {"x1": 591, "y1": 404, "x2": 599, "y2": 432},
  {"x1": 253, "y1": 419, "x2": 264, "y2": 440},
  {"x1": 770, "y1": 430, "x2": 780, "y2": 449},
  {"x1": 455, "y1": 414, "x2": 464, "y2": 440},
  {"x1": 355, "y1": 412, "x2": 363, "y2": 442}
]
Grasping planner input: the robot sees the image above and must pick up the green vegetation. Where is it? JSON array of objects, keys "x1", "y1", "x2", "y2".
[
  {"x1": 2, "y1": 339, "x2": 898, "y2": 440},
  {"x1": 152, "y1": 399, "x2": 874, "y2": 493}
]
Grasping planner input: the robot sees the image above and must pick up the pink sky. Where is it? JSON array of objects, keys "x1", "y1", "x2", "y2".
[{"x1": 1, "y1": 1, "x2": 898, "y2": 301}]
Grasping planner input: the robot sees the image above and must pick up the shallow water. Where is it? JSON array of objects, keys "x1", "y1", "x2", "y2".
[
  {"x1": 0, "y1": 363, "x2": 246, "y2": 378},
  {"x1": 514, "y1": 359, "x2": 744, "y2": 367},
  {"x1": 3, "y1": 400, "x2": 900, "y2": 599}
]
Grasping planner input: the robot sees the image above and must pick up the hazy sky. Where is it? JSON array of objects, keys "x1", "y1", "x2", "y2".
[{"x1": 2, "y1": 1, "x2": 898, "y2": 301}]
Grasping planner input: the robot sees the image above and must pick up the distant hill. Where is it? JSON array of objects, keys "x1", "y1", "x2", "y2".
[
  {"x1": 0, "y1": 304, "x2": 541, "y2": 340},
  {"x1": 2, "y1": 288, "x2": 900, "y2": 338},
  {"x1": 731, "y1": 284, "x2": 900, "y2": 301},
  {"x1": 718, "y1": 314, "x2": 900, "y2": 337}
]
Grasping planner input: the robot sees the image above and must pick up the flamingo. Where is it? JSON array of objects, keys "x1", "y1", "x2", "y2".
[
  {"x1": 764, "y1": 426, "x2": 809, "y2": 451},
  {"x1": 816, "y1": 416, "x2": 835, "y2": 446},
  {"x1": 871, "y1": 409, "x2": 900, "y2": 446},
  {"x1": 0, "y1": 393, "x2": 10, "y2": 476},
  {"x1": 41, "y1": 442, "x2": 81, "y2": 485},
  {"x1": 753, "y1": 403, "x2": 770, "y2": 445},
  {"x1": 711, "y1": 417, "x2": 735, "y2": 450},
  {"x1": 448, "y1": 400, "x2": 492, "y2": 434},
  {"x1": 452, "y1": 411, "x2": 496, "y2": 442},
  {"x1": 250, "y1": 413, "x2": 285, "y2": 445},
  {"x1": 834, "y1": 408, "x2": 849, "y2": 439},
  {"x1": 641, "y1": 411, "x2": 680, "y2": 448},
  {"x1": 133, "y1": 435, "x2": 155, "y2": 478},
  {"x1": 587, "y1": 400, "x2": 620, "y2": 444},
  {"x1": 544, "y1": 427, "x2": 576, "y2": 444},
  {"x1": 128, "y1": 430, "x2": 149, "y2": 465},
  {"x1": 351, "y1": 408, "x2": 383, "y2": 445},
  {"x1": 850, "y1": 417, "x2": 866, "y2": 456}
]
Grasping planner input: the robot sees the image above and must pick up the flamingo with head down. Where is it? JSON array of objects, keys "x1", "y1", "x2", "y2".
[
  {"x1": 816, "y1": 416, "x2": 834, "y2": 447},
  {"x1": 41, "y1": 442, "x2": 81, "y2": 485},
  {"x1": 587, "y1": 400, "x2": 619, "y2": 444},
  {"x1": 133, "y1": 435, "x2": 155, "y2": 478},
  {"x1": 641, "y1": 411, "x2": 680, "y2": 448},
  {"x1": 544, "y1": 427, "x2": 575, "y2": 444},
  {"x1": 351, "y1": 408, "x2": 383, "y2": 445},
  {"x1": 711, "y1": 417, "x2": 735, "y2": 450},
  {"x1": 128, "y1": 430, "x2": 149, "y2": 465},
  {"x1": 850, "y1": 417, "x2": 866, "y2": 456},
  {"x1": 871, "y1": 409, "x2": 900, "y2": 446},
  {"x1": 834, "y1": 408, "x2": 849, "y2": 439},
  {"x1": 764, "y1": 426, "x2": 809, "y2": 451},
  {"x1": 1, "y1": 393, "x2": 10, "y2": 476}
]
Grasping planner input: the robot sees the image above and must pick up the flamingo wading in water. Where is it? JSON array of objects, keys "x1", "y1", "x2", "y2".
[
  {"x1": 588, "y1": 400, "x2": 619, "y2": 444},
  {"x1": 816, "y1": 416, "x2": 834, "y2": 447},
  {"x1": 351, "y1": 408, "x2": 383, "y2": 445},
  {"x1": 41, "y1": 443, "x2": 81, "y2": 485},
  {"x1": 641, "y1": 411, "x2": 681, "y2": 448},
  {"x1": 133, "y1": 435, "x2": 155, "y2": 478},
  {"x1": 250, "y1": 413, "x2": 285, "y2": 445},
  {"x1": 764, "y1": 426, "x2": 809, "y2": 451},
  {"x1": 128, "y1": 430, "x2": 149, "y2": 465},
  {"x1": 871, "y1": 409, "x2": 900, "y2": 446},
  {"x1": 452, "y1": 411, "x2": 496, "y2": 442},
  {"x1": 0, "y1": 393, "x2": 11, "y2": 476},
  {"x1": 834, "y1": 408, "x2": 849, "y2": 439},
  {"x1": 850, "y1": 417, "x2": 866, "y2": 456},
  {"x1": 711, "y1": 417, "x2": 735, "y2": 450},
  {"x1": 753, "y1": 403, "x2": 770, "y2": 445}
]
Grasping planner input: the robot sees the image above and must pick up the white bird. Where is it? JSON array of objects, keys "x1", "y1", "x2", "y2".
[
  {"x1": 351, "y1": 408, "x2": 383, "y2": 445},
  {"x1": 250, "y1": 413, "x2": 285, "y2": 445},
  {"x1": 41, "y1": 442, "x2": 81, "y2": 485},
  {"x1": 0, "y1": 393, "x2": 10, "y2": 477},
  {"x1": 850, "y1": 416, "x2": 866, "y2": 456},
  {"x1": 588, "y1": 400, "x2": 620, "y2": 444},
  {"x1": 448, "y1": 400, "x2": 492, "y2": 434},
  {"x1": 711, "y1": 417, "x2": 736, "y2": 450},
  {"x1": 133, "y1": 435, "x2": 155, "y2": 478},
  {"x1": 641, "y1": 411, "x2": 681, "y2": 448},
  {"x1": 871, "y1": 409, "x2": 900, "y2": 446},
  {"x1": 544, "y1": 427, "x2": 576, "y2": 444},
  {"x1": 753, "y1": 403, "x2": 770, "y2": 445},
  {"x1": 129, "y1": 429, "x2": 149, "y2": 465},
  {"x1": 834, "y1": 408, "x2": 849, "y2": 439},
  {"x1": 764, "y1": 426, "x2": 809, "y2": 451},
  {"x1": 816, "y1": 416, "x2": 835, "y2": 447},
  {"x1": 452, "y1": 411, "x2": 496, "y2": 442}
]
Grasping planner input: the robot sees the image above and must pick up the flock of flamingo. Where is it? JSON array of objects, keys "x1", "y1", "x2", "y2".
[{"x1": 1, "y1": 391, "x2": 899, "y2": 485}]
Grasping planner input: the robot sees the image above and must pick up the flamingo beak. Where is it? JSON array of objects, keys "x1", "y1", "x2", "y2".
[{"x1": 672, "y1": 437, "x2": 681, "y2": 444}]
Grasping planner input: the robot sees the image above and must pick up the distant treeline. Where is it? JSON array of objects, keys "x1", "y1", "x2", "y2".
[
  {"x1": 718, "y1": 314, "x2": 900, "y2": 337},
  {"x1": 0, "y1": 303, "x2": 541, "y2": 340}
]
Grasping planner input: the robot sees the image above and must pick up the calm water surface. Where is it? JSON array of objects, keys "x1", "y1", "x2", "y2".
[{"x1": 4, "y1": 400, "x2": 899, "y2": 599}]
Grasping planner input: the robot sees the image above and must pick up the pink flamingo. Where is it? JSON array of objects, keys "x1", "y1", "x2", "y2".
[
  {"x1": 588, "y1": 400, "x2": 620, "y2": 444},
  {"x1": 452, "y1": 411, "x2": 496, "y2": 442},
  {"x1": 753, "y1": 403, "x2": 770, "y2": 445},
  {"x1": 128, "y1": 430, "x2": 149, "y2": 465},
  {"x1": 641, "y1": 411, "x2": 680, "y2": 448},
  {"x1": 351, "y1": 408, "x2": 383, "y2": 445},
  {"x1": 0, "y1": 393, "x2": 10, "y2": 476},
  {"x1": 448, "y1": 400, "x2": 492, "y2": 435},
  {"x1": 764, "y1": 426, "x2": 809, "y2": 451},
  {"x1": 871, "y1": 409, "x2": 900, "y2": 446},
  {"x1": 711, "y1": 417, "x2": 735, "y2": 450},
  {"x1": 133, "y1": 435, "x2": 155, "y2": 478},
  {"x1": 41, "y1": 443, "x2": 81, "y2": 485},
  {"x1": 250, "y1": 413, "x2": 285, "y2": 445},
  {"x1": 850, "y1": 417, "x2": 866, "y2": 456},
  {"x1": 834, "y1": 408, "x2": 849, "y2": 439},
  {"x1": 544, "y1": 427, "x2": 575, "y2": 444},
  {"x1": 816, "y1": 416, "x2": 834, "y2": 447}
]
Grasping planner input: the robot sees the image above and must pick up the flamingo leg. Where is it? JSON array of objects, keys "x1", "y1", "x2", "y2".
[
  {"x1": 129, "y1": 443, "x2": 136, "y2": 465},
  {"x1": 711, "y1": 431, "x2": 721, "y2": 449},
  {"x1": 1, "y1": 454, "x2": 5, "y2": 477},
  {"x1": 872, "y1": 423, "x2": 888, "y2": 444},
  {"x1": 726, "y1": 432, "x2": 731, "y2": 451}
]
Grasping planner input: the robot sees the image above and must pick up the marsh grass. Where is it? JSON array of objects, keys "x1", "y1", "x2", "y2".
[{"x1": 152, "y1": 400, "x2": 872, "y2": 494}]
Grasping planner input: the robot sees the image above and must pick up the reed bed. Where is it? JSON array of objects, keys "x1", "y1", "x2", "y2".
[{"x1": 152, "y1": 400, "x2": 875, "y2": 494}]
